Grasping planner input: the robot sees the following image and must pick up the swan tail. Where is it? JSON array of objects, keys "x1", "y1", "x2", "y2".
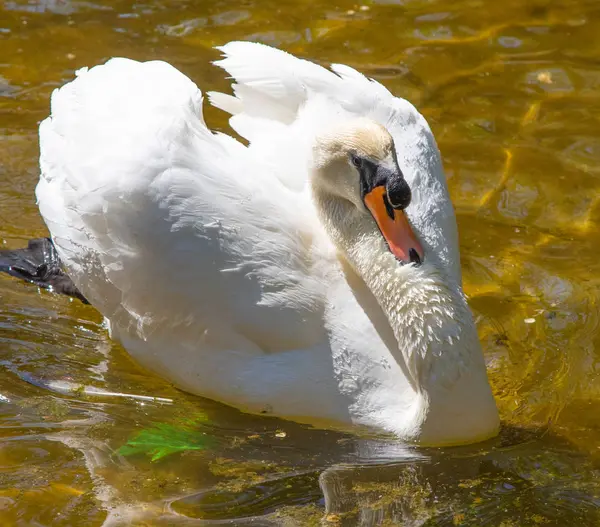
[{"x1": 0, "y1": 238, "x2": 88, "y2": 303}]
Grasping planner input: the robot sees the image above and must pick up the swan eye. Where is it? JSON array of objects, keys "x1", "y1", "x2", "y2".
[{"x1": 350, "y1": 154, "x2": 363, "y2": 169}]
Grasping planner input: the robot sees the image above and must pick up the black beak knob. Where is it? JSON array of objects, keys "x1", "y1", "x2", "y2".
[{"x1": 386, "y1": 172, "x2": 411, "y2": 210}]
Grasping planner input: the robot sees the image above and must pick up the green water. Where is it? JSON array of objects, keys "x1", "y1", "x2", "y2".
[{"x1": 2, "y1": 0, "x2": 600, "y2": 524}]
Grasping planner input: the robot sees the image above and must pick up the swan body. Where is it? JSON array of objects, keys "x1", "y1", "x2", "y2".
[{"x1": 36, "y1": 42, "x2": 499, "y2": 445}]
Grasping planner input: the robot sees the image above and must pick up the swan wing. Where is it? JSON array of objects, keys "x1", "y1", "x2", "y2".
[
  {"x1": 211, "y1": 42, "x2": 461, "y2": 283},
  {"x1": 37, "y1": 58, "x2": 327, "y2": 351}
]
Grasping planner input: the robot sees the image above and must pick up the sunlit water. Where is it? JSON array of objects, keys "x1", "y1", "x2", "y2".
[{"x1": 2, "y1": 0, "x2": 600, "y2": 525}]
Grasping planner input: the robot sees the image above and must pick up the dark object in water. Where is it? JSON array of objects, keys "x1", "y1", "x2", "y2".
[{"x1": 0, "y1": 237, "x2": 88, "y2": 303}]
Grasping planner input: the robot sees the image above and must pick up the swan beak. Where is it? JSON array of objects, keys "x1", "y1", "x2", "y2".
[{"x1": 364, "y1": 186, "x2": 424, "y2": 265}]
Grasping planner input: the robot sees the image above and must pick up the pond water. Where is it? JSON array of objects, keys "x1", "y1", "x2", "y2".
[{"x1": 2, "y1": 0, "x2": 600, "y2": 525}]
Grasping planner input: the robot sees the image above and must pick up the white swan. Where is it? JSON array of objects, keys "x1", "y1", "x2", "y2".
[{"x1": 36, "y1": 42, "x2": 499, "y2": 446}]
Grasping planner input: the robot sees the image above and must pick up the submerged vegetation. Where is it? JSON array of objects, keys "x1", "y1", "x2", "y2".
[{"x1": 118, "y1": 416, "x2": 213, "y2": 462}]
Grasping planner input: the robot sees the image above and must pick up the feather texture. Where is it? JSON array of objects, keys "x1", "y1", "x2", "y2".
[
  {"x1": 35, "y1": 44, "x2": 498, "y2": 444},
  {"x1": 212, "y1": 42, "x2": 460, "y2": 284}
]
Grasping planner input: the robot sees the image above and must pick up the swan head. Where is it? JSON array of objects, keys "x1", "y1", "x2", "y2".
[{"x1": 311, "y1": 118, "x2": 424, "y2": 266}]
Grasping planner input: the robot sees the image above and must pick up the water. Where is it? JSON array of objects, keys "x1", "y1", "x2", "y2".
[{"x1": 2, "y1": 0, "x2": 600, "y2": 524}]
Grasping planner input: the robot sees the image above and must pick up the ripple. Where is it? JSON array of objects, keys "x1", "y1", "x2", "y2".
[
  {"x1": 564, "y1": 138, "x2": 600, "y2": 167},
  {"x1": 170, "y1": 472, "x2": 322, "y2": 520},
  {"x1": 244, "y1": 31, "x2": 302, "y2": 47},
  {"x1": 157, "y1": 18, "x2": 207, "y2": 37},
  {"x1": 498, "y1": 35, "x2": 522, "y2": 48},
  {"x1": 211, "y1": 10, "x2": 251, "y2": 27},
  {"x1": 4, "y1": 0, "x2": 111, "y2": 15},
  {"x1": 0, "y1": 75, "x2": 18, "y2": 98},
  {"x1": 320, "y1": 433, "x2": 600, "y2": 526},
  {"x1": 415, "y1": 12, "x2": 451, "y2": 23},
  {"x1": 414, "y1": 26, "x2": 453, "y2": 40}
]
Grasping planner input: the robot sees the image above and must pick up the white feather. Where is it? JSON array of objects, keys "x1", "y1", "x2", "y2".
[
  {"x1": 212, "y1": 42, "x2": 461, "y2": 283},
  {"x1": 36, "y1": 45, "x2": 498, "y2": 445}
]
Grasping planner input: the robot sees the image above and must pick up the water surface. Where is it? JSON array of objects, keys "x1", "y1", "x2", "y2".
[{"x1": 2, "y1": 0, "x2": 600, "y2": 525}]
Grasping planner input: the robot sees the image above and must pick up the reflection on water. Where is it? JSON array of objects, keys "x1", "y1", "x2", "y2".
[
  {"x1": 321, "y1": 431, "x2": 600, "y2": 526},
  {"x1": 2, "y1": 0, "x2": 600, "y2": 524}
]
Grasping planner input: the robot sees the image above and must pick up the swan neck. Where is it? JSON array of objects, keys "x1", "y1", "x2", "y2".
[
  {"x1": 348, "y1": 225, "x2": 499, "y2": 443},
  {"x1": 312, "y1": 189, "x2": 499, "y2": 443},
  {"x1": 350, "y1": 226, "x2": 477, "y2": 384},
  {"x1": 312, "y1": 190, "x2": 475, "y2": 388}
]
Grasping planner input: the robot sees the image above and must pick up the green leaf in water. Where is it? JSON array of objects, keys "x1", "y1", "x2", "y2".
[{"x1": 118, "y1": 416, "x2": 213, "y2": 462}]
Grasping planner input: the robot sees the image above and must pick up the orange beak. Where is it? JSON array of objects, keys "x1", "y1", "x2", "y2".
[{"x1": 364, "y1": 186, "x2": 424, "y2": 264}]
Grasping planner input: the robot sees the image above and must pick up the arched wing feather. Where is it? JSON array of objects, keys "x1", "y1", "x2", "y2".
[{"x1": 211, "y1": 42, "x2": 461, "y2": 284}]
